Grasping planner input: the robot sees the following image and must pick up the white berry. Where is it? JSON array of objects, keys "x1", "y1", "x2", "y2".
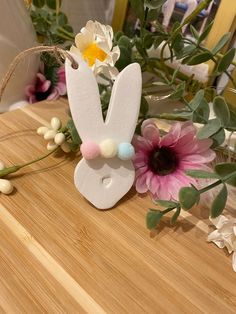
[
  {"x1": 44, "y1": 130, "x2": 57, "y2": 140},
  {"x1": 51, "y1": 117, "x2": 61, "y2": 131},
  {"x1": 61, "y1": 142, "x2": 71, "y2": 153},
  {"x1": 37, "y1": 126, "x2": 49, "y2": 135},
  {"x1": 47, "y1": 141, "x2": 58, "y2": 151},
  {"x1": 54, "y1": 133, "x2": 66, "y2": 145},
  {"x1": 0, "y1": 161, "x2": 5, "y2": 170},
  {"x1": 0, "y1": 179, "x2": 13, "y2": 194}
]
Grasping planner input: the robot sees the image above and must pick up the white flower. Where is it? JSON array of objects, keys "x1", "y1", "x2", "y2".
[
  {"x1": 37, "y1": 117, "x2": 71, "y2": 153},
  {"x1": 70, "y1": 20, "x2": 120, "y2": 79},
  {"x1": 208, "y1": 215, "x2": 236, "y2": 272}
]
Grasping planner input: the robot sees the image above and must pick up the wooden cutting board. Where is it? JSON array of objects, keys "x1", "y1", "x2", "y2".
[{"x1": 0, "y1": 98, "x2": 235, "y2": 313}]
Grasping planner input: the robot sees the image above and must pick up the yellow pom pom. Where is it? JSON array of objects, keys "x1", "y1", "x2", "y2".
[{"x1": 100, "y1": 139, "x2": 117, "y2": 158}]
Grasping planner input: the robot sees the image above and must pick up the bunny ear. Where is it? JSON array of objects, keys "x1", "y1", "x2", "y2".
[
  {"x1": 65, "y1": 52, "x2": 104, "y2": 141},
  {"x1": 105, "y1": 63, "x2": 142, "y2": 142}
]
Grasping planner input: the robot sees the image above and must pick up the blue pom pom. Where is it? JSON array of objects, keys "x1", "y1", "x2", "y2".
[{"x1": 118, "y1": 143, "x2": 135, "y2": 160}]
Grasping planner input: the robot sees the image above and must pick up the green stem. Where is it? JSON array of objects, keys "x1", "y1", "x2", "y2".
[
  {"x1": 0, "y1": 148, "x2": 58, "y2": 178},
  {"x1": 198, "y1": 170, "x2": 236, "y2": 194},
  {"x1": 172, "y1": 0, "x2": 212, "y2": 37}
]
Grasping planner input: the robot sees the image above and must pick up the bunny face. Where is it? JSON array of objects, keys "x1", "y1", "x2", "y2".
[{"x1": 65, "y1": 53, "x2": 142, "y2": 209}]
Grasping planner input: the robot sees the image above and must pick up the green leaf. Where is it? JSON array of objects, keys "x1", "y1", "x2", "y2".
[
  {"x1": 198, "y1": 21, "x2": 213, "y2": 43},
  {"x1": 185, "y1": 170, "x2": 220, "y2": 179},
  {"x1": 217, "y1": 48, "x2": 236, "y2": 73},
  {"x1": 189, "y1": 90, "x2": 205, "y2": 111},
  {"x1": 144, "y1": 0, "x2": 165, "y2": 9},
  {"x1": 211, "y1": 184, "x2": 228, "y2": 218},
  {"x1": 129, "y1": 0, "x2": 145, "y2": 22},
  {"x1": 146, "y1": 9, "x2": 158, "y2": 21},
  {"x1": 67, "y1": 119, "x2": 81, "y2": 145},
  {"x1": 226, "y1": 110, "x2": 236, "y2": 131},
  {"x1": 115, "y1": 45, "x2": 132, "y2": 71},
  {"x1": 213, "y1": 96, "x2": 230, "y2": 126},
  {"x1": 154, "y1": 200, "x2": 178, "y2": 208},
  {"x1": 197, "y1": 118, "x2": 221, "y2": 139},
  {"x1": 172, "y1": 34, "x2": 184, "y2": 56},
  {"x1": 212, "y1": 32, "x2": 231, "y2": 55},
  {"x1": 215, "y1": 163, "x2": 236, "y2": 187},
  {"x1": 210, "y1": 127, "x2": 225, "y2": 148},
  {"x1": 190, "y1": 25, "x2": 199, "y2": 40},
  {"x1": 46, "y1": 0, "x2": 61, "y2": 10},
  {"x1": 146, "y1": 210, "x2": 163, "y2": 229},
  {"x1": 192, "y1": 98, "x2": 210, "y2": 124},
  {"x1": 118, "y1": 35, "x2": 132, "y2": 49},
  {"x1": 181, "y1": 44, "x2": 196, "y2": 58},
  {"x1": 153, "y1": 36, "x2": 164, "y2": 49},
  {"x1": 170, "y1": 207, "x2": 181, "y2": 225},
  {"x1": 170, "y1": 82, "x2": 185, "y2": 100},
  {"x1": 187, "y1": 51, "x2": 212, "y2": 65},
  {"x1": 134, "y1": 38, "x2": 147, "y2": 59},
  {"x1": 33, "y1": 0, "x2": 45, "y2": 8},
  {"x1": 156, "y1": 111, "x2": 193, "y2": 121},
  {"x1": 179, "y1": 187, "x2": 200, "y2": 210},
  {"x1": 114, "y1": 31, "x2": 124, "y2": 43},
  {"x1": 143, "y1": 33, "x2": 154, "y2": 49},
  {"x1": 56, "y1": 12, "x2": 68, "y2": 26}
]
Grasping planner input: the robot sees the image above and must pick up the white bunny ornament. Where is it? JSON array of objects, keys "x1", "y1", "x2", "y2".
[{"x1": 65, "y1": 53, "x2": 142, "y2": 209}]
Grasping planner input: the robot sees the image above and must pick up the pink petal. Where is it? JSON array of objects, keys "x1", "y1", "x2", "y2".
[
  {"x1": 135, "y1": 174, "x2": 149, "y2": 193},
  {"x1": 132, "y1": 135, "x2": 153, "y2": 152},
  {"x1": 40, "y1": 80, "x2": 51, "y2": 92},
  {"x1": 149, "y1": 175, "x2": 160, "y2": 196},
  {"x1": 160, "y1": 122, "x2": 182, "y2": 147},
  {"x1": 142, "y1": 124, "x2": 160, "y2": 146},
  {"x1": 56, "y1": 82, "x2": 67, "y2": 95},
  {"x1": 47, "y1": 88, "x2": 59, "y2": 101},
  {"x1": 155, "y1": 176, "x2": 171, "y2": 200}
]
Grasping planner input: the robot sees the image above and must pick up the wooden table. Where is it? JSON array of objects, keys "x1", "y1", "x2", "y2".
[{"x1": 0, "y1": 99, "x2": 235, "y2": 313}]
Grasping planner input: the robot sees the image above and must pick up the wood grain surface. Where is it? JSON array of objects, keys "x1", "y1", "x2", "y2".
[{"x1": 0, "y1": 98, "x2": 235, "y2": 313}]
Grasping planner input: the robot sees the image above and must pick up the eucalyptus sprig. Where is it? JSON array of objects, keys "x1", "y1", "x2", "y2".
[{"x1": 147, "y1": 166, "x2": 236, "y2": 230}]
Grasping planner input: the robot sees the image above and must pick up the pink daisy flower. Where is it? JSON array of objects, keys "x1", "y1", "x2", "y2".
[
  {"x1": 132, "y1": 119, "x2": 216, "y2": 201},
  {"x1": 25, "y1": 66, "x2": 66, "y2": 104}
]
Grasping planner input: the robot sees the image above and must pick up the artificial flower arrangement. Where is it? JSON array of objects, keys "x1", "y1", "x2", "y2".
[{"x1": 1, "y1": 0, "x2": 236, "y2": 271}]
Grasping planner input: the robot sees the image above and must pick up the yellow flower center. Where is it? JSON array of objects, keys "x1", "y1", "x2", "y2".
[{"x1": 82, "y1": 43, "x2": 107, "y2": 67}]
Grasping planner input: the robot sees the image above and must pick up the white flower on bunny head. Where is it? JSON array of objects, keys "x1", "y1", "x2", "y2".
[
  {"x1": 208, "y1": 215, "x2": 236, "y2": 272},
  {"x1": 70, "y1": 20, "x2": 120, "y2": 80}
]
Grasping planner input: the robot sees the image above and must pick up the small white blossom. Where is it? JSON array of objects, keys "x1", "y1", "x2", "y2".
[
  {"x1": 208, "y1": 215, "x2": 236, "y2": 272},
  {"x1": 37, "y1": 117, "x2": 71, "y2": 153}
]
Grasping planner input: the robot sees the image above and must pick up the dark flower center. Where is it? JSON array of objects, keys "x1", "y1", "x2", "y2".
[
  {"x1": 35, "y1": 88, "x2": 52, "y2": 101},
  {"x1": 148, "y1": 146, "x2": 179, "y2": 176}
]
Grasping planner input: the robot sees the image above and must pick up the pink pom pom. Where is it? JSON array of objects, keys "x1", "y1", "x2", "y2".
[{"x1": 81, "y1": 141, "x2": 100, "y2": 160}]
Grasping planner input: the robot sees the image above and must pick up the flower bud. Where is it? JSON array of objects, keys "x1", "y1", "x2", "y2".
[
  {"x1": 54, "y1": 133, "x2": 66, "y2": 145},
  {"x1": 47, "y1": 141, "x2": 58, "y2": 151},
  {"x1": 0, "y1": 179, "x2": 13, "y2": 194},
  {"x1": 61, "y1": 142, "x2": 71, "y2": 153},
  {"x1": 37, "y1": 126, "x2": 49, "y2": 135},
  {"x1": 51, "y1": 117, "x2": 61, "y2": 131},
  {"x1": 44, "y1": 130, "x2": 57, "y2": 140}
]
